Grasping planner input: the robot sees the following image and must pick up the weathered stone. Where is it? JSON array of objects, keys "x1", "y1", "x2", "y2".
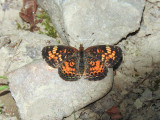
[
  {"x1": 134, "y1": 98, "x2": 143, "y2": 109},
  {"x1": 0, "y1": 32, "x2": 57, "y2": 75},
  {"x1": 0, "y1": 115, "x2": 17, "y2": 120},
  {"x1": 37, "y1": 0, "x2": 145, "y2": 46},
  {"x1": 7, "y1": 60, "x2": 113, "y2": 120},
  {"x1": 140, "y1": 88, "x2": 152, "y2": 102},
  {"x1": 147, "y1": 0, "x2": 160, "y2": 3}
]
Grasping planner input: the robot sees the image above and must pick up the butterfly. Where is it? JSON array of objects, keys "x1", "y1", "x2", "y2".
[{"x1": 42, "y1": 44, "x2": 122, "y2": 81}]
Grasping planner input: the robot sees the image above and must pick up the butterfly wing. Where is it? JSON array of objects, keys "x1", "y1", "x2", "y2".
[
  {"x1": 85, "y1": 45, "x2": 122, "y2": 68},
  {"x1": 42, "y1": 45, "x2": 78, "y2": 68},
  {"x1": 58, "y1": 56, "x2": 81, "y2": 81},
  {"x1": 85, "y1": 56, "x2": 108, "y2": 80}
]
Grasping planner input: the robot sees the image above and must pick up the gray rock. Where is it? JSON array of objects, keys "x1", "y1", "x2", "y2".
[
  {"x1": 0, "y1": 0, "x2": 58, "y2": 75},
  {"x1": 7, "y1": 60, "x2": 113, "y2": 120},
  {"x1": 101, "y1": 113, "x2": 110, "y2": 120},
  {"x1": 37, "y1": 0, "x2": 145, "y2": 46},
  {"x1": 151, "y1": 102, "x2": 160, "y2": 111},
  {"x1": 132, "y1": 89, "x2": 143, "y2": 94},
  {"x1": 89, "y1": 94, "x2": 114, "y2": 114},
  {"x1": 134, "y1": 98, "x2": 143, "y2": 109},
  {"x1": 147, "y1": 0, "x2": 160, "y2": 3},
  {"x1": 132, "y1": 115, "x2": 144, "y2": 120},
  {"x1": 138, "y1": 2, "x2": 160, "y2": 37},
  {"x1": 64, "y1": 109, "x2": 101, "y2": 120},
  {"x1": 120, "y1": 100, "x2": 129, "y2": 113},
  {"x1": 0, "y1": 32, "x2": 57, "y2": 75},
  {"x1": 116, "y1": 30, "x2": 160, "y2": 91},
  {"x1": 65, "y1": 94, "x2": 114, "y2": 120},
  {"x1": 140, "y1": 88, "x2": 152, "y2": 102},
  {"x1": 78, "y1": 109, "x2": 100, "y2": 120},
  {"x1": 0, "y1": 115, "x2": 17, "y2": 120},
  {"x1": 153, "y1": 89, "x2": 160, "y2": 98},
  {"x1": 0, "y1": 36, "x2": 11, "y2": 48}
]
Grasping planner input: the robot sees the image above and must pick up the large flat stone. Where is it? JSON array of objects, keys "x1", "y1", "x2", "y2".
[
  {"x1": 37, "y1": 0, "x2": 145, "y2": 46},
  {"x1": 7, "y1": 60, "x2": 113, "y2": 120}
]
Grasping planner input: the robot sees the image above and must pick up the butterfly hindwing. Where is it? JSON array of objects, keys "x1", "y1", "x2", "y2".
[
  {"x1": 85, "y1": 56, "x2": 108, "y2": 80},
  {"x1": 85, "y1": 45, "x2": 122, "y2": 68},
  {"x1": 58, "y1": 56, "x2": 81, "y2": 81},
  {"x1": 42, "y1": 45, "x2": 78, "y2": 68}
]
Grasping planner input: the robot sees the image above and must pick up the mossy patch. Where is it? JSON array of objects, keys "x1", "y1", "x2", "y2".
[{"x1": 36, "y1": 11, "x2": 57, "y2": 38}]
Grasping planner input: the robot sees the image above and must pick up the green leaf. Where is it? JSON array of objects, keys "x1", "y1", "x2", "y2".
[
  {"x1": 0, "y1": 104, "x2": 3, "y2": 114},
  {"x1": 0, "y1": 76, "x2": 8, "y2": 79},
  {"x1": 0, "y1": 85, "x2": 8, "y2": 91}
]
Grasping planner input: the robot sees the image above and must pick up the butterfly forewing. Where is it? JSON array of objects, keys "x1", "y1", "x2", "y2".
[
  {"x1": 42, "y1": 45, "x2": 78, "y2": 68},
  {"x1": 85, "y1": 45, "x2": 122, "y2": 68}
]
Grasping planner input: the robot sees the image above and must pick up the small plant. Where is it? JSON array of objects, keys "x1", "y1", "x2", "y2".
[
  {"x1": 0, "y1": 104, "x2": 3, "y2": 114},
  {"x1": 73, "y1": 111, "x2": 77, "y2": 120},
  {"x1": 0, "y1": 85, "x2": 8, "y2": 91},
  {"x1": 57, "y1": 40, "x2": 60, "y2": 44},
  {"x1": 16, "y1": 22, "x2": 22, "y2": 29},
  {"x1": 0, "y1": 76, "x2": 8, "y2": 79},
  {"x1": 36, "y1": 11, "x2": 57, "y2": 38},
  {"x1": 0, "y1": 76, "x2": 8, "y2": 91},
  {"x1": 0, "y1": 76, "x2": 9, "y2": 114},
  {"x1": 16, "y1": 21, "x2": 28, "y2": 30}
]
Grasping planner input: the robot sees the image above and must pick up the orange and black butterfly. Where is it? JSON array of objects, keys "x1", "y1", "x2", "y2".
[{"x1": 42, "y1": 44, "x2": 122, "y2": 81}]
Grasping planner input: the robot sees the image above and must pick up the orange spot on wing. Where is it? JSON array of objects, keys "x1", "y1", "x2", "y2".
[
  {"x1": 102, "y1": 54, "x2": 105, "y2": 58},
  {"x1": 89, "y1": 61, "x2": 95, "y2": 66},
  {"x1": 97, "y1": 49, "x2": 100, "y2": 53},
  {"x1": 89, "y1": 60, "x2": 104, "y2": 76},
  {"x1": 104, "y1": 50, "x2": 116, "y2": 61},
  {"x1": 64, "y1": 49, "x2": 67, "y2": 53},
  {"x1": 105, "y1": 56, "x2": 110, "y2": 61},
  {"x1": 48, "y1": 51, "x2": 58, "y2": 61},
  {"x1": 70, "y1": 62, "x2": 75, "y2": 67},
  {"x1": 109, "y1": 55, "x2": 113, "y2": 58},
  {"x1": 61, "y1": 62, "x2": 76, "y2": 76}
]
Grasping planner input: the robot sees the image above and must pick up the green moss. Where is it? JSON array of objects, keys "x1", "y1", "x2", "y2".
[
  {"x1": 134, "y1": 73, "x2": 139, "y2": 77},
  {"x1": 17, "y1": 10, "x2": 57, "y2": 38},
  {"x1": 36, "y1": 12, "x2": 50, "y2": 20},
  {"x1": 57, "y1": 40, "x2": 60, "y2": 44},
  {"x1": 37, "y1": 11, "x2": 57, "y2": 38},
  {"x1": 134, "y1": 68, "x2": 138, "y2": 72},
  {"x1": 125, "y1": 41, "x2": 128, "y2": 44},
  {"x1": 133, "y1": 68, "x2": 139, "y2": 77}
]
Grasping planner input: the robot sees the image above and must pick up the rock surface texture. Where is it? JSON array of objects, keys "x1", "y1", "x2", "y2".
[
  {"x1": 37, "y1": 0, "x2": 145, "y2": 46},
  {"x1": 8, "y1": 61, "x2": 113, "y2": 120},
  {"x1": 1, "y1": 0, "x2": 160, "y2": 120}
]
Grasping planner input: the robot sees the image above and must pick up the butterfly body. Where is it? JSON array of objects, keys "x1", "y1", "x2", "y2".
[{"x1": 42, "y1": 44, "x2": 122, "y2": 81}]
